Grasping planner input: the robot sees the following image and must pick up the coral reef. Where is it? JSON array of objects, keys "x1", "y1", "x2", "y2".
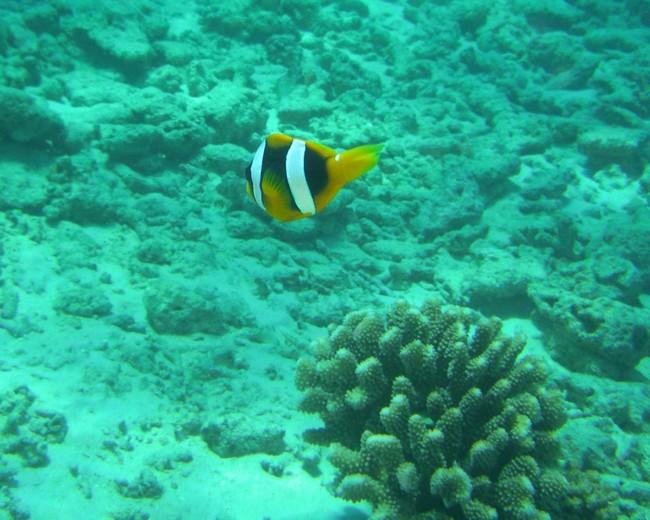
[
  {"x1": 200, "y1": 412, "x2": 286, "y2": 458},
  {"x1": 296, "y1": 300, "x2": 569, "y2": 519},
  {"x1": 530, "y1": 277, "x2": 650, "y2": 380},
  {"x1": 0, "y1": 386, "x2": 68, "y2": 518},
  {"x1": 54, "y1": 285, "x2": 113, "y2": 318},
  {"x1": 0, "y1": 86, "x2": 66, "y2": 145},
  {"x1": 0, "y1": 0, "x2": 648, "y2": 516},
  {"x1": 0, "y1": 386, "x2": 67, "y2": 468},
  {"x1": 115, "y1": 469, "x2": 164, "y2": 499},
  {"x1": 143, "y1": 279, "x2": 250, "y2": 335}
]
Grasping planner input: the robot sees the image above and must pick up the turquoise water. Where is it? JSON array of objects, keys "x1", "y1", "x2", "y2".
[{"x1": 0, "y1": 0, "x2": 649, "y2": 518}]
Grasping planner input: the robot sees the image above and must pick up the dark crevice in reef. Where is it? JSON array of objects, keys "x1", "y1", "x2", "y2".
[{"x1": 469, "y1": 292, "x2": 536, "y2": 321}]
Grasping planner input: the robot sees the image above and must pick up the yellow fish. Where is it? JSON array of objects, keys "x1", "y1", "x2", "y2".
[{"x1": 245, "y1": 133, "x2": 383, "y2": 222}]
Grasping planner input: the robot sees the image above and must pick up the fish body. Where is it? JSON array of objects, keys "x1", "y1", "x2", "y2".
[{"x1": 245, "y1": 133, "x2": 383, "y2": 222}]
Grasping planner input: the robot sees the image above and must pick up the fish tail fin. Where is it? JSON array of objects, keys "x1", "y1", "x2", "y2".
[{"x1": 327, "y1": 143, "x2": 384, "y2": 186}]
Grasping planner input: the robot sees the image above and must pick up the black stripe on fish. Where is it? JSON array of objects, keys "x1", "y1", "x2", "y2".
[
  {"x1": 262, "y1": 142, "x2": 300, "y2": 212},
  {"x1": 303, "y1": 145, "x2": 329, "y2": 199}
]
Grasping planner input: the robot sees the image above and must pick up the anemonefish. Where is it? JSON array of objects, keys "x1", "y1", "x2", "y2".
[{"x1": 245, "y1": 133, "x2": 383, "y2": 222}]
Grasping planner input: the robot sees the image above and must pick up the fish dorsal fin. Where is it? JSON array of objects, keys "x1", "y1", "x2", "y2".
[
  {"x1": 306, "y1": 140, "x2": 337, "y2": 159},
  {"x1": 266, "y1": 133, "x2": 293, "y2": 148}
]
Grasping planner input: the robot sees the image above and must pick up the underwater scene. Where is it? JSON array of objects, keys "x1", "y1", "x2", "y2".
[{"x1": 0, "y1": 0, "x2": 649, "y2": 518}]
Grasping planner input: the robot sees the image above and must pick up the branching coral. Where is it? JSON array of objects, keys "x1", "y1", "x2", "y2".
[{"x1": 296, "y1": 300, "x2": 569, "y2": 519}]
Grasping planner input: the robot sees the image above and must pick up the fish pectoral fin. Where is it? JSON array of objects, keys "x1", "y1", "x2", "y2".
[
  {"x1": 261, "y1": 169, "x2": 301, "y2": 221},
  {"x1": 261, "y1": 170, "x2": 289, "y2": 202}
]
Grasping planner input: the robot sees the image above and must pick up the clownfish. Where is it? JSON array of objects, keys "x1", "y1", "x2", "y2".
[{"x1": 245, "y1": 133, "x2": 383, "y2": 222}]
